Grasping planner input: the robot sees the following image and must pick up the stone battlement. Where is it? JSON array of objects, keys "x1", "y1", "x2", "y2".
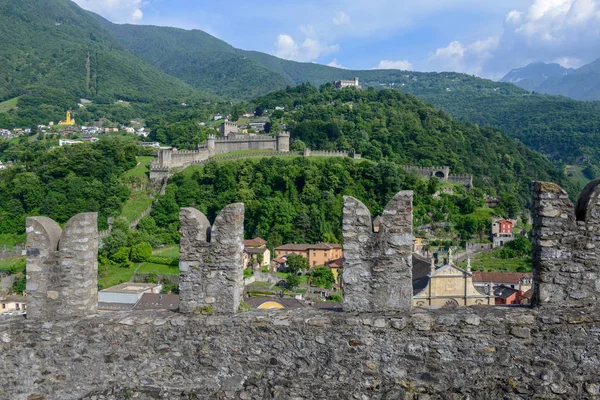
[{"x1": 4, "y1": 179, "x2": 600, "y2": 399}]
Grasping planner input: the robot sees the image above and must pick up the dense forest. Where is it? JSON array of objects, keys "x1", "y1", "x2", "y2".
[
  {"x1": 147, "y1": 157, "x2": 501, "y2": 249},
  {"x1": 0, "y1": 0, "x2": 203, "y2": 102},
  {"x1": 252, "y1": 84, "x2": 570, "y2": 205},
  {"x1": 0, "y1": 137, "x2": 141, "y2": 235}
]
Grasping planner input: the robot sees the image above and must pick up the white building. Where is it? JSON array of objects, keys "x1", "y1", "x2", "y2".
[
  {"x1": 98, "y1": 283, "x2": 162, "y2": 305},
  {"x1": 59, "y1": 139, "x2": 83, "y2": 146}
]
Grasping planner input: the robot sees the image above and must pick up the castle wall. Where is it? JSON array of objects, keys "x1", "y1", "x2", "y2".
[
  {"x1": 2, "y1": 307, "x2": 600, "y2": 400},
  {"x1": 343, "y1": 192, "x2": 414, "y2": 312},
  {"x1": 532, "y1": 179, "x2": 600, "y2": 307},
  {"x1": 7, "y1": 183, "x2": 600, "y2": 399},
  {"x1": 179, "y1": 205, "x2": 245, "y2": 314},
  {"x1": 214, "y1": 137, "x2": 278, "y2": 155},
  {"x1": 25, "y1": 213, "x2": 98, "y2": 320}
]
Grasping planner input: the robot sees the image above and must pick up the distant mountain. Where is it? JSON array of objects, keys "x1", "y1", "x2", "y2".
[
  {"x1": 0, "y1": 0, "x2": 203, "y2": 102},
  {"x1": 501, "y1": 63, "x2": 573, "y2": 92},
  {"x1": 501, "y1": 59, "x2": 600, "y2": 101}
]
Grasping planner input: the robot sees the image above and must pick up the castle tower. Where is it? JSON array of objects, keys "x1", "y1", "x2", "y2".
[
  {"x1": 158, "y1": 149, "x2": 172, "y2": 167},
  {"x1": 277, "y1": 132, "x2": 290, "y2": 152},
  {"x1": 207, "y1": 135, "x2": 216, "y2": 156}
]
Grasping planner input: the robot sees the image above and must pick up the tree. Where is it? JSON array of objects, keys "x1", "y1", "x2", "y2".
[
  {"x1": 286, "y1": 254, "x2": 310, "y2": 274},
  {"x1": 286, "y1": 273, "x2": 300, "y2": 290},
  {"x1": 290, "y1": 139, "x2": 306, "y2": 152},
  {"x1": 272, "y1": 109, "x2": 284, "y2": 119},
  {"x1": 131, "y1": 242, "x2": 152, "y2": 262},
  {"x1": 255, "y1": 106, "x2": 264, "y2": 117},
  {"x1": 311, "y1": 267, "x2": 335, "y2": 289}
]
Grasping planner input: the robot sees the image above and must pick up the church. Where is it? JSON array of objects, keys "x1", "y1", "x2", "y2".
[{"x1": 412, "y1": 250, "x2": 494, "y2": 307}]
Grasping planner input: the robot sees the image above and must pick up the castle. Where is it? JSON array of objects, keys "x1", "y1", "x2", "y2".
[
  {"x1": 2, "y1": 179, "x2": 600, "y2": 398},
  {"x1": 334, "y1": 77, "x2": 361, "y2": 89}
]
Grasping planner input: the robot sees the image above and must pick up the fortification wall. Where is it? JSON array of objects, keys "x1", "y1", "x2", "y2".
[
  {"x1": 2, "y1": 307, "x2": 600, "y2": 400},
  {"x1": 214, "y1": 137, "x2": 278, "y2": 155},
  {"x1": 4, "y1": 181, "x2": 600, "y2": 399}
]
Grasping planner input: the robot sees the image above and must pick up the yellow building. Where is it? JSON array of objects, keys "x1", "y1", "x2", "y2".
[
  {"x1": 413, "y1": 251, "x2": 494, "y2": 308},
  {"x1": 59, "y1": 111, "x2": 75, "y2": 126}
]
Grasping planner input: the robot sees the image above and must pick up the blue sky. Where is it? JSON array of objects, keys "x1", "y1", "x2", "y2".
[{"x1": 74, "y1": 0, "x2": 600, "y2": 79}]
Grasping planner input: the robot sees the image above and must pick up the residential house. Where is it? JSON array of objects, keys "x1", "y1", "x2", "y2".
[
  {"x1": 243, "y1": 238, "x2": 271, "y2": 269},
  {"x1": 492, "y1": 285, "x2": 521, "y2": 305},
  {"x1": 412, "y1": 252, "x2": 494, "y2": 307},
  {"x1": 271, "y1": 257, "x2": 288, "y2": 271},
  {"x1": 0, "y1": 296, "x2": 26, "y2": 313},
  {"x1": 274, "y1": 243, "x2": 343, "y2": 268},
  {"x1": 472, "y1": 272, "x2": 533, "y2": 292},
  {"x1": 491, "y1": 219, "x2": 517, "y2": 248},
  {"x1": 325, "y1": 257, "x2": 343, "y2": 286},
  {"x1": 249, "y1": 121, "x2": 267, "y2": 132},
  {"x1": 413, "y1": 236, "x2": 428, "y2": 254},
  {"x1": 59, "y1": 139, "x2": 83, "y2": 146}
]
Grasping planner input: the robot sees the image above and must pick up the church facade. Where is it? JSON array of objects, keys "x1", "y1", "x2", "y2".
[{"x1": 412, "y1": 251, "x2": 494, "y2": 307}]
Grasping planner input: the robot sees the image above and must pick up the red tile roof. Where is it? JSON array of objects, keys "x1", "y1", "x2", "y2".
[
  {"x1": 243, "y1": 238, "x2": 267, "y2": 247},
  {"x1": 472, "y1": 272, "x2": 532, "y2": 284},
  {"x1": 326, "y1": 257, "x2": 343, "y2": 268},
  {"x1": 272, "y1": 257, "x2": 287, "y2": 264}
]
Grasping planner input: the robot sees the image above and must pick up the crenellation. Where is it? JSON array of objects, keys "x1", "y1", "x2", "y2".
[
  {"x1": 532, "y1": 179, "x2": 600, "y2": 307},
  {"x1": 25, "y1": 213, "x2": 98, "y2": 320},
  {"x1": 179, "y1": 204, "x2": 245, "y2": 314},
  {"x1": 343, "y1": 191, "x2": 414, "y2": 312}
]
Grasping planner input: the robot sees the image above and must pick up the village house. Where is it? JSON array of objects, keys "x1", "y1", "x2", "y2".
[
  {"x1": 242, "y1": 238, "x2": 271, "y2": 269},
  {"x1": 472, "y1": 271, "x2": 533, "y2": 292},
  {"x1": 0, "y1": 296, "x2": 26, "y2": 313},
  {"x1": 491, "y1": 219, "x2": 517, "y2": 248},
  {"x1": 97, "y1": 283, "x2": 162, "y2": 312},
  {"x1": 325, "y1": 257, "x2": 343, "y2": 286},
  {"x1": 274, "y1": 243, "x2": 343, "y2": 268},
  {"x1": 412, "y1": 252, "x2": 494, "y2": 307}
]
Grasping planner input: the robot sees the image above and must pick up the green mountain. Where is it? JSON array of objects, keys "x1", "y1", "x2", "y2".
[
  {"x1": 501, "y1": 59, "x2": 600, "y2": 101},
  {"x1": 0, "y1": 0, "x2": 202, "y2": 102},
  {"x1": 95, "y1": 18, "x2": 600, "y2": 165}
]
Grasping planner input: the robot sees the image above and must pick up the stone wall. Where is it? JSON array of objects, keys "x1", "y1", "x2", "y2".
[
  {"x1": 531, "y1": 179, "x2": 600, "y2": 307},
  {"x1": 343, "y1": 192, "x2": 414, "y2": 312},
  {"x1": 25, "y1": 213, "x2": 98, "y2": 320},
  {"x1": 178, "y1": 205, "x2": 245, "y2": 314},
  {"x1": 2, "y1": 307, "x2": 600, "y2": 400},
  {"x1": 6, "y1": 183, "x2": 600, "y2": 398}
]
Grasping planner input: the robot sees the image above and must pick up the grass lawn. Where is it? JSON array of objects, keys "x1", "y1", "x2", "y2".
[
  {"x1": 565, "y1": 165, "x2": 591, "y2": 191},
  {"x1": 135, "y1": 262, "x2": 179, "y2": 276},
  {"x1": 0, "y1": 97, "x2": 19, "y2": 113},
  {"x1": 276, "y1": 272, "x2": 310, "y2": 285},
  {"x1": 458, "y1": 251, "x2": 532, "y2": 273},
  {"x1": 0, "y1": 257, "x2": 25, "y2": 273},
  {"x1": 153, "y1": 246, "x2": 179, "y2": 258},
  {"x1": 120, "y1": 190, "x2": 154, "y2": 222},
  {"x1": 123, "y1": 156, "x2": 153, "y2": 179},
  {"x1": 468, "y1": 207, "x2": 496, "y2": 220},
  {"x1": 98, "y1": 262, "x2": 136, "y2": 289}
]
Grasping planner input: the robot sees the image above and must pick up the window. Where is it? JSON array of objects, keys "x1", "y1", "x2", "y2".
[{"x1": 313, "y1": 261, "x2": 316, "y2": 266}]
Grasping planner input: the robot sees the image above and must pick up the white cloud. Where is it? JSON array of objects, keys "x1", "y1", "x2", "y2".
[
  {"x1": 73, "y1": 0, "x2": 145, "y2": 23},
  {"x1": 327, "y1": 59, "x2": 346, "y2": 68},
  {"x1": 374, "y1": 60, "x2": 413, "y2": 70},
  {"x1": 333, "y1": 11, "x2": 351, "y2": 26},
  {"x1": 427, "y1": 37, "x2": 499, "y2": 75},
  {"x1": 275, "y1": 34, "x2": 339, "y2": 62}
]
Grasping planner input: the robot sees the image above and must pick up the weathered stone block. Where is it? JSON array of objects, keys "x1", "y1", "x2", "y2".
[
  {"x1": 179, "y1": 204, "x2": 244, "y2": 315},
  {"x1": 342, "y1": 191, "x2": 413, "y2": 313}
]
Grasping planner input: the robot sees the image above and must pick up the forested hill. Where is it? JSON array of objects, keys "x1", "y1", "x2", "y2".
[
  {"x1": 0, "y1": 0, "x2": 202, "y2": 102},
  {"x1": 95, "y1": 18, "x2": 600, "y2": 166},
  {"x1": 254, "y1": 84, "x2": 570, "y2": 204}
]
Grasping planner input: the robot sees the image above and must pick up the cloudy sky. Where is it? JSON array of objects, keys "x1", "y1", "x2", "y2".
[{"x1": 73, "y1": 0, "x2": 600, "y2": 79}]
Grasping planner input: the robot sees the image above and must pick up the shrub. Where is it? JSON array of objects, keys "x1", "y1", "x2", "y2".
[
  {"x1": 146, "y1": 256, "x2": 178, "y2": 266},
  {"x1": 131, "y1": 242, "x2": 152, "y2": 262},
  {"x1": 110, "y1": 247, "x2": 131, "y2": 264}
]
